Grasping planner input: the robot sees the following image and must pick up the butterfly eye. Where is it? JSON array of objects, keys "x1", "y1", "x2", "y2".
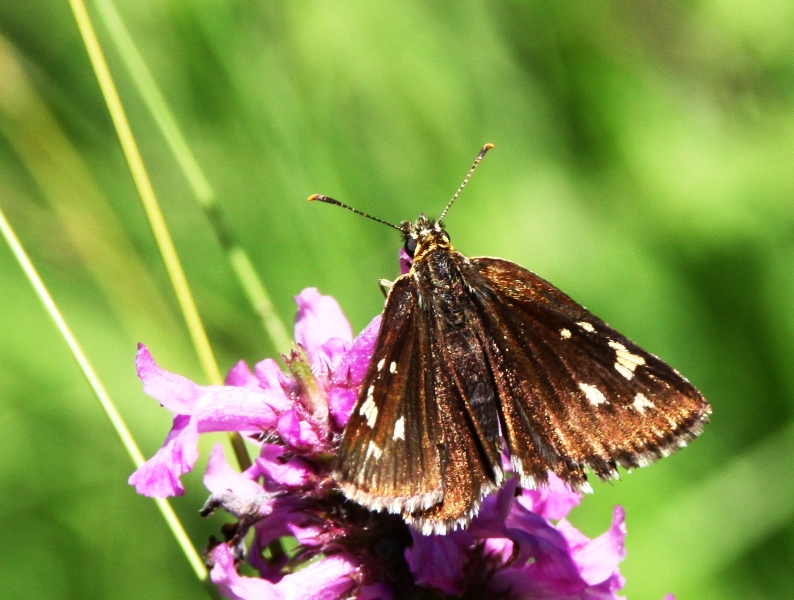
[{"x1": 404, "y1": 237, "x2": 417, "y2": 257}]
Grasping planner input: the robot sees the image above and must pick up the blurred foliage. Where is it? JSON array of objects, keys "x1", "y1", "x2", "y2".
[{"x1": 1, "y1": 1, "x2": 793, "y2": 598}]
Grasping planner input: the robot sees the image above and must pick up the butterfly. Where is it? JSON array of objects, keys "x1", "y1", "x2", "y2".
[{"x1": 311, "y1": 144, "x2": 711, "y2": 535}]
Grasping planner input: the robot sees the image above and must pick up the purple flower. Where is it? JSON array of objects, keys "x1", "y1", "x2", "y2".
[
  {"x1": 131, "y1": 287, "x2": 635, "y2": 599},
  {"x1": 129, "y1": 288, "x2": 372, "y2": 497},
  {"x1": 211, "y1": 542, "x2": 358, "y2": 600}
]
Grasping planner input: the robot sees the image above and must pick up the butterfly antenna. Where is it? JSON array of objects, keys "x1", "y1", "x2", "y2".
[
  {"x1": 438, "y1": 143, "x2": 495, "y2": 222},
  {"x1": 309, "y1": 194, "x2": 403, "y2": 231}
]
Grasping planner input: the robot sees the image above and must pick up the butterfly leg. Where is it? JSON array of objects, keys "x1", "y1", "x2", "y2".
[{"x1": 379, "y1": 278, "x2": 394, "y2": 298}]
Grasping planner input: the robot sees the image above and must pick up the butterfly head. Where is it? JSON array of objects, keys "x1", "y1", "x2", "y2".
[{"x1": 400, "y1": 214, "x2": 451, "y2": 261}]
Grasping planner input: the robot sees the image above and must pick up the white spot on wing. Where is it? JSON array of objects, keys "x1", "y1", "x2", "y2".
[
  {"x1": 393, "y1": 416, "x2": 405, "y2": 440},
  {"x1": 632, "y1": 393, "x2": 655, "y2": 413},
  {"x1": 377, "y1": 358, "x2": 385, "y2": 371},
  {"x1": 560, "y1": 328, "x2": 572, "y2": 339},
  {"x1": 577, "y1": 321, "x2": 595, "y2": 332},
  {"x1": 614, "y1": 363, "x2": 634, "y2": 380},
  {"x1": 358, "y1": 391, "x2": 378, "y2": 428},
  {"x1": 366, "y1": 441, "x2": 382, "y2": 460},
  {"x1": 608, "y1": 340, "x2": 646, "y2": 378},
  {"x1": 389, "y1": 361, "x2": 397, "y2": 374},
  {"x1": 579, "y1": 382, "x2": 607, "y2": 406}
]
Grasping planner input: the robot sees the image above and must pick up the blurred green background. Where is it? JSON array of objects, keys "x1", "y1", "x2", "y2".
[{"x1": 1, "y1": 1, "x2": 793, "y2": 598}]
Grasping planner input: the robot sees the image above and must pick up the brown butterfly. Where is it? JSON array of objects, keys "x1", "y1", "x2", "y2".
[{"x1": 311, "y1": 144, "x2": 711, "y2": 535}]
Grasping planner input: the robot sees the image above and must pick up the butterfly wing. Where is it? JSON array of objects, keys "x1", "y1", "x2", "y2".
[
  {"x1": 336, "y1": 274, "x2": 503, "y2": 533},
  {"x1": 468, "y1": 256, "x2": 711, "y2": 488},
  {"x1": 405, "y1": 289, "x2": 504, "y2": 533},
  {"x1": 338, "y1": 251, "x2": 710, "y2": 530},
  {"x1": 335, "y1": 275, "x2": 444, "y2": 514}
]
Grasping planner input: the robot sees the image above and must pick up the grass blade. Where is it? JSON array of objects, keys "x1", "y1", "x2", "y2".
[
  {"x1": 0, "y1": 205, "x2": 215, "y2": 593},
  {"x1": 66, "y1": 0, "x2": 251, "y2": 470},
  {"x1": 93, "y1": 0, "x2": 291, "y2": 355}
]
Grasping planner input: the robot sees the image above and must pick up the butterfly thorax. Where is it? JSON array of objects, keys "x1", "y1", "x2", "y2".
[{"x1": 400, "y1": 215, "x2": 475, "y2": 327}]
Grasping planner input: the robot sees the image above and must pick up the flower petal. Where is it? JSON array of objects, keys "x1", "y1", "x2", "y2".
[
  {"x1": 249, "y1": 501, "x2": 308, "y2": 578},
  {"x1": 399, "y1": 247, "x2": 412, "y2": 274},
  {"x1": 204, "y1": 444, "x2": 266, "y2": 499},
  {"x1": 211, "y1": 543, "x2": 283, "y2": 600},
  {"x1": 333, "y1": 314, "x2": 381, "y2": 388},
  {"x1": 482, "y1": 537, "x2": 515, "y2": 565},
  {"x1": 128, "y1": 414, "x2": 198, "y2": 497},
  {"x1": 135, "y1": 344, "x2": 201, "y2": 414},
  {"x1": 557, "y1": 506, "x2": 626, "y2": 587},
  {"x1": 277, "y1": 410, "x2": 321, "y2": 451},
  {"x1": 358, "y1": 582, "x2": 394, "y2": 600},
  {"x1": 213, "y1": 543, "x2": 358, "y2": 600},
  {"x1": 137, "y1": 345, "x2": 284, "y2": 432},
  {"x1": 328, "y1": 387, "x2": 357, "y2": 429},
  {"x1": 254, "y1": 359, "x2": 294, "y2": 411},
  {"x1": 225, "y1": 360, "x2": 259, "y2": 389},
  {"x1": 294, "y1": 288, "x2": 352, "y2": 367},
  {"x1": 254, "y1": 444, "x2": 314, "y2": 488},
  {"x1": 469, "y1": 478, "x2": 519, "y2": 536},
  {"x1": 519, "y1": 473, "x2": 582, "y2": 521},
  {"x1": 489, "y1": 498, "x2": 626, "y2": 599},
  {"x1": 319, "y1": 338, "x2": 351, "y2": 373},
  {"x1": 193, "y1": 388, "x2": 279, "y2": 434},
  {"x1": 407, "y1": 529, "x2": 474, "y2": 595},
  {"x1": 290, "y1": 522, "x2": 325, "y2": 547},
  {"x1": 503, "y1": 499, "x2": 584, "y2": 591},
  {"x1": 278, "y1": 553, "x2": 358, "y2": 600}
]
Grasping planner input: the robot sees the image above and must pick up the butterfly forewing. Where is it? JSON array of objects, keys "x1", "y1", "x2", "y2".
[
  {"x1": 470, "y1": 257, "x2": 710, "y2": 484},
  {"x1": 335, "y1": 277, "x2": 444, "y2": 514}
]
